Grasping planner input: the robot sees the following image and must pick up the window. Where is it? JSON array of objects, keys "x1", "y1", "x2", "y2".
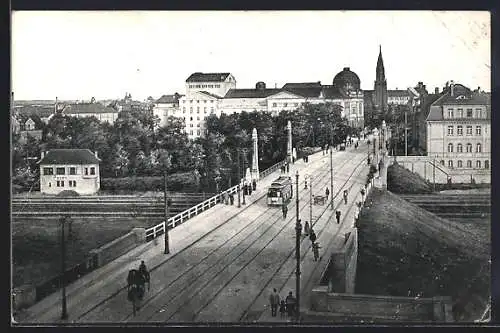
[
  {"x1": 197, "y1": 124, "x2": 200, "y2": 127},
  {"x1": 56, "y1": 167, "x2": 65, "y2": 175},
  {"x1": 183, "y1": 107, "x2": 186, "y2": 113},
  {"x1": 476, "y1": 108, "x2": 482, "y2": 118},
  {"x1": 440, "y1": 160, "x2": 445, "y2": 166},
  {"x1": 190, "y1": 124, "x2": 193, "y2": 127},
  {"x1": 197, "y1": 107, "x2": 200, "y2": 113},
  {"x1": 204, "y1": 107, "x2": 207, "y2": 113},
  {"x1": 204, "y1": 100, "x2": 207, "y2": 103},
  {"x1": 466, "y1": 109, "x2": 473, "y2": 118},
  {"x1": 69, "y1": 167, "x2": 76, "y2": 175},
  {"x1": 466, "y1": 126, "x2": 472, "y2": 135},
  {"x1": 189, "y1": 130, "x2": 193, "y2": 135},
  {"x1": 466, "y1": 143, "x2": 472, "y2": 153},
  {"x1": 457, "y1": 108, "x2": 463, "y2": 118},
  {"x1": 204, "y1": 116, "x2": 207, "y2": 120},
  {"x1": 467, "y1": 160, "x2": 472, "y2": 168},
  {"x1": 485, "y1": 160, "x2": 489, "y2": 169},
  {"x1": 448, "y1": 160, "x2": 453, "y2": 168},
  {"x1": 447, "y1": 126, "x2": 453, "y2": 136},
  {"x1": 284, "y1": 103, "x2": 288, "y2": 107},
  {"x1": 69, "y1": 180, "x2": 77, "y2": 187},
  {"x1": 90, "y1": 167, "x2": 95, "y2": 175},
  {"x1": 294, "y1": 103, "x2": 298, "y2": 107},
  {"x1": 196, "y1": 116, "x2": 200, "y2": 120},
  {"x1": 197, "y1": 100, "x2": 200, "y2": 103},
  {"x1": 457, "y1": 126, "x2": 463, "y2": 136},
  {"x1": 84, "y1": 167, "x2": 88, "y2": 175},
  {"x1": 182, "y1": 100, "x2": 185, "y2": 104},
  {"x1": 190, "y1": 107, "x2": 193, "y2": 113},
  {"x1": 457, "y1": 143, "x2": 463, "y2": 153},
  {"x1": 476, "y1": 143, "x2": 482, "y2": 153},
  {"x1": 190, "y1": 100, "x2": 193, "y2": 103},
  {"x1": 476, "y1": 126, "x2": 481, "y2": 135},
  {"x1": 210, "y1": 107, "x2": 214, "y2": 113},
  {"x1": 48, "y1": 182, "x2": 51, "y2": 187},
  {"x1": 476, "y1": 160, "x2": 481, "y2": 168},
  {"x1": 447, "y1": 108, "x2": 453, "y2": 118},
  {"x1": 210, "y1": 100, "x2": 214, "y2": 103},
  {"x1": 197, "y1": 130, "x2": 201, "y2": 135},
  {"x1": 43, "y1": 167, "x2": 53, "y2": 175},
  {"x1": 190, "y1": 117, "x2": 193, "y2": 121},
  {"x1": 457, "y1": 160, "x2": 463, "y2": 168},
  {"x1": 447, "y1": 143, "x2": 453, "y2": 153},
  {"x1": 56, "y1": 180, "x2": 60, "y2": 187}
]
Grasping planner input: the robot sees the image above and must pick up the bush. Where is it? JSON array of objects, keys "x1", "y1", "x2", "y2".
[
  {"x1": 57, "y1": 190, "x2": 80, "y2": 197},
  {"x1": 100, "y1": 171, "x2": 200, "y2": 193}
]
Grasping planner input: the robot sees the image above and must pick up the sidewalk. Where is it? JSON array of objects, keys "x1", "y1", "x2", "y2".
[{"x1": 16, "y1": 152, "x2": 325, "y2": 324}]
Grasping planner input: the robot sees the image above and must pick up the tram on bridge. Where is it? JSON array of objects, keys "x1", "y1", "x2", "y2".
[{"x1": 267, "y1": 176, "x2": 293, "y2": 206}]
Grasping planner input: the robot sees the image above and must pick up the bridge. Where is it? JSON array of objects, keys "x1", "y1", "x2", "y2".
[{"x1": 16, "y1": 142, "x2": 373, "y2": 324}]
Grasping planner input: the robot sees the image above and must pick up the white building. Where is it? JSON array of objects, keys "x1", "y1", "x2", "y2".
[
  {"x1": 61, "y1": 102, "x2": 119, "y2": 124},
  {"x1": 153, "y1": 93, "x2": 182, "y2": 127},
  {"x1": 426, "y1": 82, "x2": 491, "y2": 173},
  {"x1": 37, "y1": 149, "x2": 101, "y2": 195}
]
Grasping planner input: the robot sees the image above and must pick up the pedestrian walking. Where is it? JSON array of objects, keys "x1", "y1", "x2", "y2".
[
  {"x1": 309, "y1": 229, "x2": 317, "y2": 244},
  {"x1": 252, "y1": 179, "x2": 257, "y2": 191},
  {"x1": 304, "y1": 221, "x2": 310, "y2": 236},
  {"x1": 229, "y1": 192, "x2": 234, "y2": 205},
  {"x1": 312, "y1": 242, "x2": 321, "y2": 261},
  {"x1": 336, "y1": 210, "x2": 341, "y2": 224},
  {"x1": 248, "y1": 185, "x2": 253, "y2": 195},
  {"x1": 286, "y1": 163, "x2": 290, "y2": 173},
  {"x1": 244, "y1": 183, "x2": 249, "y2": 195},
  {"x1": 281, "y1": 165, "x2": 285, "y2": 173},
  {"x1": 298, "y1": 219, "x2": 302, "y2": 236},
  {"x1": 285, "y1": 291, "x2": 296, "y2": 318},
  {"x1": 325, "y1": 187, "x2": 330, "y2": 199},
  {"x1": 269, "y1": 288, "x2": 280, "y2": 317},
  {"x1": 343, "y1": 189, "x2": 348, "y2": 204},
  {"x1": 282, "y1": 204, "x2": 288, "y2": 219},
  {"x1": 279, "y1": 299, "x2": 286, "y2": 318}
]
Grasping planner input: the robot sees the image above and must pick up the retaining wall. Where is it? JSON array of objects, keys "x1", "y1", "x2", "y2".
[
  {"x1": 326, "y1": 228, "x2": 358, "y2": 294},
  {"x1": 308, "y1": 287, "x2": 453, "y2": 322},
  {"x1": 90, "y1": 228, "x2": 146, "y2": 267}
]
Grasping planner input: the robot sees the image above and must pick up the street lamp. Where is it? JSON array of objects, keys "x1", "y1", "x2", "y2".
[
  {"x1": 330, "y1": 147, "x2": 334, "y2": 210},
  {"x1": 305, "y1": 174, "x2": 312, "y2": 227},
  {"x1": 163, "y1": 171, "x2": 170, "y2": 254},
  {"x1": 294, "y1": 171, "x2": 301, "y2": 322}
]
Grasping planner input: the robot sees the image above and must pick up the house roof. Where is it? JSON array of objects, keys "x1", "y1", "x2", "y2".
[
  {"x1": 224, "y1": 88, "x2": 282, "y2": 99},
  {"x1": 321, "y1": 86, "x2": 344, "y2": 99},
  {"x1": 388, "y1": 90, "x2": 410, "y2": 97},
  {"x1": 186, "y1": 72, "x2": 231, "y2": 83},
  {"x1": 156, "y1": 94, "x2": 182, "y2": 104},
  {"x1": 38, "y1": 149, "x2": 101, "y2": 165},
  {"x1": 62, "y1": 103, "x2": 117, "y2": 114},
  {"x1": 282, "y1": 82, "x2": 322, "y2": 89},
  {"x1": 15, "y1": 105, "x2": 55, "y2": 118},
  {"x1": 283, "y1": 87, "x2": 323, "y2": 98},
  {"x1": 433, "y1": 93, "x2": 491, "y2": 106}
]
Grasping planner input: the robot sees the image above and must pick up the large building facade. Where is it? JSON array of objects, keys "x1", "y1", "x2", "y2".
[
  {"x1": 426, "y1": 82, "x2": 491, "y2": 172},
  {"x1": 163, "y1": 70, "x2": 365, "y2": 139}
]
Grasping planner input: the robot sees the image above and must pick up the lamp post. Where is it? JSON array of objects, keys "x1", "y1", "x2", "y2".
[
  {"x1": 330, "y1": 147, "x2": 334, "y2": 210},
  {"x1": 241, "y1": 148, "x2": 248, "y2": 205},
  {"x1": 164, "y1": 171, "x2": 170, "y2": 254},
  {"x1": 60, "y1": 216, "x2": 69, "y2": 320},
  {"x1": 215, "y1": 175, "x2": 221, "y2": 203},
  {"x1": 305, "y1": 174, "x2": 313, "y2": 227},
  {"x1": 236, "y1": 149, "x2": 241, "y2": 208},
  {"x1": 294, "y1": 170, "x2": 301, "y2": 322}
]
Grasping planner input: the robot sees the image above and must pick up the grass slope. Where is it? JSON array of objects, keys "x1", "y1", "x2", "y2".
[
  {"x1": 387, "y1": 163, "x2": 433, "y2": 194},
  {"x1": 356, "y1": 189, "x2": 490, "y2": 322}
]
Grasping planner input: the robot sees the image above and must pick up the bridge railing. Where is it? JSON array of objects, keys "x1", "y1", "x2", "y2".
[{"x1": 145, "y1": 159, "x2": 286, "y2": 242}]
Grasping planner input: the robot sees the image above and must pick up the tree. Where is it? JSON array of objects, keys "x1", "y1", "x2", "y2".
[{"x1": 109, "y1": 143, "x2": 129, "y2": 177}]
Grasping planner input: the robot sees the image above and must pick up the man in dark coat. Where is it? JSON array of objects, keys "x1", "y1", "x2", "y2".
[
  {"x1": 269, "y1": 288, "x2": 280, "y2": 317},
  {"x1": 336, "y1": 210, "x2": 341, "y2": 224},
  {"x1": 282, "y1": 204, "x2": 288, "y2": 219},
  {"x1": 285, "y1": 291, "x2": 296, "y2": 318},
  {"x1": 309, "y1": 229, "x2": 317, "y2": 244}
]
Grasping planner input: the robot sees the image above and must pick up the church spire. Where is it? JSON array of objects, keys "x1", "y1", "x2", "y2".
[{"x1": 376, "y1": 45, "x2": 385, "y2": 82}]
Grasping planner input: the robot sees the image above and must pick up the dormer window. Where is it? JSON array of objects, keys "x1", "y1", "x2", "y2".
[{"x1": 456, "y1": 95, "x2": 466, "y2": 99}]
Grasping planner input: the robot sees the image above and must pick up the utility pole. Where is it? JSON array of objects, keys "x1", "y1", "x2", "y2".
[
  {"x1": 404, "y1": 110, "x2": 408, "y2": 156},
  {"x1": 307, "y1": 174, "x2": 313, "y2": 227},
  {"x1": 164, "y1": 171, "x2": 170, "y2": 254},
  {"x1": 294, "y1": 171, "x2": 301, "y2": 323},
  {"x1": 433, "y1": 156, "x2": 436, "y2": 192},
  {"x1": 60, "y1": 216, "x2": 68, "y2": 320},
  {"x1": 242, "y1": 149, "x2": 246, "y2": 205},
  {"x1": 330, "y1": 147, "x2": 334, "y2": 210},
  {"x1": 237, "y1": 149, "x2": 241, "y2": 208}
]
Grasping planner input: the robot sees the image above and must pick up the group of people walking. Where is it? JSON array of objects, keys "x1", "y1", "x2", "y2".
[{"x1": 269, "y1": 289, "x2": 298, "y2": 319}]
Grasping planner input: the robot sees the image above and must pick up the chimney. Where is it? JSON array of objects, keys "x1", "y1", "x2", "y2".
[
  {"x1": 450, "y1": 80, "x2": 455, "y2": 96},
  {"x1": 435, "y1": 87, "x2": 439, "y2": 94}
]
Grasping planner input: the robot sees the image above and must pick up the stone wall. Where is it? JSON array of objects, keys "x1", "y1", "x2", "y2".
[
  {"x1": 308, "y1": 287, "x2": 453, "y2": 322},
  {"x1": 90, "y1": 228, "x2": 146, "y2": 267},
  {"x1": 326, "y1": 228, "x2": 358, "y2": 294}
]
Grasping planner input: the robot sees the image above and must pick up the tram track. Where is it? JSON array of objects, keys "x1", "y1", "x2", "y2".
[
  {"x1": 70, "y1": 152, "x2": 345, "y2": 322},
  {"x1": 78, "y1": 152, "x2": 348, "y2": 320}
]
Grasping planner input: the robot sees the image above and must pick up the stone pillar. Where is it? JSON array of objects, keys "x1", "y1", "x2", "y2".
[
  {"x1": 132, "y1": 227, "x2": 146, "y2": 243},
  {"x1": 251, "y1": 128, "x2": 260, "y2": 180},
  {"x1": 287, "y1": 120, "x2": 293, "y2": 164}
]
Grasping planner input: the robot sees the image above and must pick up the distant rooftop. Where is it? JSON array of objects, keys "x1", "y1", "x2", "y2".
[
  {"x1": 38, "y1": 149, "x2": 101, "y2": 165},
  {"x1": 186, "y1": 72, "x2": 231, "y2": 83}
]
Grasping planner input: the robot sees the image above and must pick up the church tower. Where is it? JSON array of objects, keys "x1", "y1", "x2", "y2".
[{"x1": 374, "y1": 45, "x2": 388, "y2": 115}]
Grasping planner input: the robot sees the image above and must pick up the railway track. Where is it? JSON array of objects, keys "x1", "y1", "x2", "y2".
[{"x1": 71, "y1": 148, "x2": 369, "y2": 323}]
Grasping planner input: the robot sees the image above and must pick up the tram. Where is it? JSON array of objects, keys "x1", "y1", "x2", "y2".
[{"x1": 267, "y1": 176, "x2": 293, "y2": 206}]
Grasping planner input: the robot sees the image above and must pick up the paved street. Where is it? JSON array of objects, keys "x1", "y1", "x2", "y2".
[{"x1": 20, "y1": 143, "x2": 370, "y2": 324}]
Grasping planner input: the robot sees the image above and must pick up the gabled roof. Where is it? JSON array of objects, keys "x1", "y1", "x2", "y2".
[
  {"x1": 156, "y1": 94, "x2": 182, "y2": 104},
  {"x1": 282, "y1": 82, "x2": 322, "y2": 89},
  {"x1": 388, "y1": 90, "x2": 410, "y2": 97},
  {"x1": 224, "y1": 88, "x2": 282, "y2": 99},
  {"x1": 62, "y1": 103, "x2": 117, "y2": 114},
  {"x1": 433, "y1": 93, "x2": 490, "y2": 106},
  {"x1": 15, "y1": 105, "x2": 55, "y2": 118},
  {"x1": 186, "y1": 72, "x2": 231, "y2": 83},
  {"x1": 38, "y1": 149, "x2": 101, "y2": 165}
]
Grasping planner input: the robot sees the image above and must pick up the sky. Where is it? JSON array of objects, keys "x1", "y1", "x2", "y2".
[{"x1": 11, "y1": 11, "x2": 491, "y2": 101}]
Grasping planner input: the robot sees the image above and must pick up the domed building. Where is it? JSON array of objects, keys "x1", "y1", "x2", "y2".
[{"x1": 333, "y1": 67, "x2": 361, "y2": 92}]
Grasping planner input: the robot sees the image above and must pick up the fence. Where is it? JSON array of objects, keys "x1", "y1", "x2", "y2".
[{"x1": 145, "y1": 159, "x2": 287, "y2": 242}]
